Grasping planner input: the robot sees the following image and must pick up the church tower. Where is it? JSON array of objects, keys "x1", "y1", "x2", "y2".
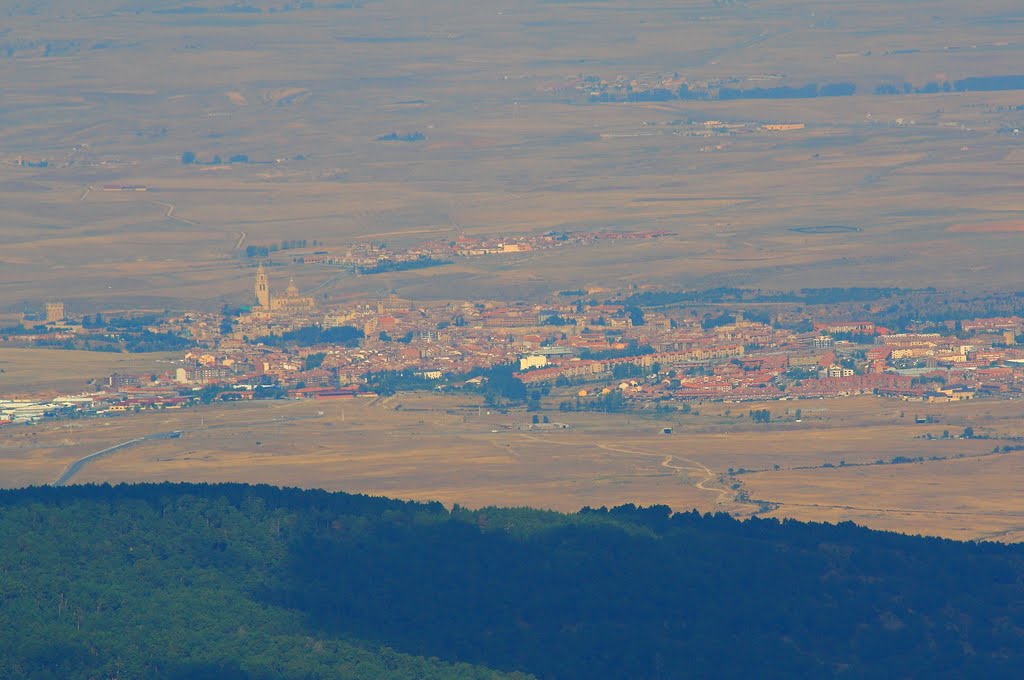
[
  {"x1": 255, "y1": 263, "x2": 271, "y2": 309},
  {"x1": 45, "y1": 301, "x2": 65, "y2": 324}
]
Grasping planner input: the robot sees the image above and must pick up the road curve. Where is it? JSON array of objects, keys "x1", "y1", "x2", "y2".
[
  {"x1": 52, "y1": 431, "x2": 182, "y2": 486},
  {"x1": 515, "y1": 433, "x2": 734, "y2": 505}
]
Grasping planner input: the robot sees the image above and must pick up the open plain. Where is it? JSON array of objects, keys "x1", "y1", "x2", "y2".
[
  {"x1": 4, "y1": 1, "x2": 1024, "y2": 313},
  {"x1": 4, "y1": 391, "x2": 1024, "y2": 541},
  {"x1": 0, "y1": 347, "x2": 180, "y2": 395}
]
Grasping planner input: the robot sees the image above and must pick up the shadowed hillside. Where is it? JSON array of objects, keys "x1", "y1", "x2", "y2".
[{"x1": 3, "y1": 483, "x2": 1024, "y2": 678}]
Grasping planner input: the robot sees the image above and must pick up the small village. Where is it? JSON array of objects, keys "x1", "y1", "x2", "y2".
[
  {"x1": 5, "y1": 269, "x2": 1024, "y2": 427},
  {"x1": 280, "y1": 228, "x2": 672, "y2": 270}
]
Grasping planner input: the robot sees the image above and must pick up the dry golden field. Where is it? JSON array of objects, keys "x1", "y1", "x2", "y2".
[
  {"x1": 5, "y1": 391, "x2": 1024, "y2": 540},
  {"x1": 4, "y1": 1, "x2": 1024, "y2": 313},
  {"x1": 0, "y1": 347, "x2": 180, "y2": 395}
]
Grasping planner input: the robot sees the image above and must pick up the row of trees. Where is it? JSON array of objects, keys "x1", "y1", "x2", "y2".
[
  {"x1": 601, "y1": 73, "x2": 1024, "y2": 105},
  {"x1": 245, "y1": 240, "x2": 317, "y2": 258},
  {"x1": 593, "y1": 81, "x2": 858, "y2": 103},
  {"x1": 358, "y1": 256, "x2": 449, "y2": 275},
  {"x1": 255, "y1": 325, "x2": 363, "y2": 348},
  {"x1": 876, "y1": 74, "x2": 1024, "y2": 95},
  {"x1": 181, "y1": 151, "x2": 250, "y2": 165}
]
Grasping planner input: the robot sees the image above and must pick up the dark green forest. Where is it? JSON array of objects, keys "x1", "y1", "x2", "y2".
[{"x1": 4, "y1": 483, "x2": 1024, "y2": 679}]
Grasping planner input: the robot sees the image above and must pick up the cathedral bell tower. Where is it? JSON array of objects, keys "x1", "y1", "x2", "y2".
[{"x1": 255, "y1": 263, "x2": 271, "y2": 309}]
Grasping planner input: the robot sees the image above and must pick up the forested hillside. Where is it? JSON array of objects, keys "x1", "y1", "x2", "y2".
[
  {"x1": 3, "y1": 483, "x2": 1024, "y2": 679},
  {"x1": 0, "y1": 484, "x2": 528, "y2": 680}
]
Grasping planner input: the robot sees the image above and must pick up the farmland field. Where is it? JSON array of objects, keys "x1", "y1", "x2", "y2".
[
  {"x1": 5, "y1": 391, "x2": 1024, "y2": 541},
  {"x1": 0, "y1": 347, "x2": 180, "y2": 395},
  {"x1": 4, "y1": 1, "x2": 1024, "y2": 314}
]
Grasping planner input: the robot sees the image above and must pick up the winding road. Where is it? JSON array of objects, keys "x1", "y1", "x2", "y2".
[
  {"x1": 596, "y1": 443, "x2": 734, "y2": 504},
  {"x1": 515, "y1": 433, "x2": 733, "y2": 505},
  {"x1": 52, "y1": 431, "x2": 182, "y2": 487}
]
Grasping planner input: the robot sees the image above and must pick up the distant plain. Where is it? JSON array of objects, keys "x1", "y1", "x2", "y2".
[{"x1": 4, "y1": 1, "x2": 1024, "y2": 313}]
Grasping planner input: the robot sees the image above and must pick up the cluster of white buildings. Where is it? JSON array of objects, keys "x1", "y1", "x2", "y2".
[{"x1": 0, "y1": 395, "x2": 93, "y2": 424}]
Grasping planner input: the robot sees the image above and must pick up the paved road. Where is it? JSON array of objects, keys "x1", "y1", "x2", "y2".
[{"x1": 52, "y1": 431, "x2": 182, "y2": 486}]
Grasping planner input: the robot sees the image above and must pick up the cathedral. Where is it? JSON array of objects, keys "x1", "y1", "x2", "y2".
[{"x1": 254, "y1": 263, "x2": 316, "y2": 315}]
